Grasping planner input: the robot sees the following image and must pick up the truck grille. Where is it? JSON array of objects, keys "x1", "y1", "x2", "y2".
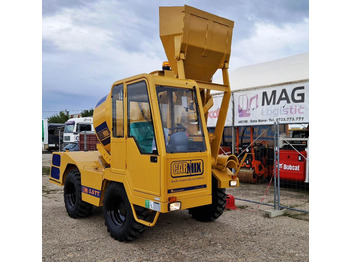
[{"x1": 64, "y1": 136, "x2": 70, "y2": 141}]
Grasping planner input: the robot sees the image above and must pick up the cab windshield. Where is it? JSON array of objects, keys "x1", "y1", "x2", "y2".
[
  {"x1": 64, "y1": 124, "x2": 74, "y2": 133},
  {"x1": 156, "y1": 86, "x2": 206, "y2": 153}
]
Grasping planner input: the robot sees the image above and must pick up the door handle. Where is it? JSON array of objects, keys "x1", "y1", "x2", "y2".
[{"x1": 150, "y1": 156, "x2": 157, "y2": 163}]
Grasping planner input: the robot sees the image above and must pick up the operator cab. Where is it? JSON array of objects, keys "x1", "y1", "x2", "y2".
[{"x1": 104, "y1": 75, "x2": 211, "y2": 205}]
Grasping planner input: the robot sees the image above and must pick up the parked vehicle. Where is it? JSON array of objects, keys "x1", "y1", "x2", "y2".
[
  {"x1": 63, "y1": 117, "x2": 94, "y2": 147},
  {"x1": 279, "y1": 126, "x2": 309, "y2": 183},
  {"x1": 42, "y1": 119, "x2": 64, "y2": 151},
  {"x1": 50, "y1": 5, "x2": 240, "y2": 242},
  {"x1": 62, "y1": 143, "x2": 80, "y2": 152}
]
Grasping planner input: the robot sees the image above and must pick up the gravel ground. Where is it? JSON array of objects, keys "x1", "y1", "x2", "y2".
[{"x1": 42, "y1": 153, "x2": 309, "y2": 261}]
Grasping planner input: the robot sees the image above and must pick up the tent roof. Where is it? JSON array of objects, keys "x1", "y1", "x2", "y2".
[{"x1": 229, "y1": 53, "x2": 309, "y2": 91}]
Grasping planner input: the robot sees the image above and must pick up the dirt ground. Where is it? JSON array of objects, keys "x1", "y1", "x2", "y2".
[{"x1": 42, "y1": 153, "x2": 309, "y2": 261}]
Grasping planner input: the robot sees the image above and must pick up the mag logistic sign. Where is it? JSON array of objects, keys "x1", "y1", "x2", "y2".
[{"x1": 233, "y1": 82, "x2": 309, "y2": 126}]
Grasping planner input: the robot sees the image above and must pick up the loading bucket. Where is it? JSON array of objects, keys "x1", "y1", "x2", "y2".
[{"x1": 159, "y1": 5, "x2": 234, "y2": 82}]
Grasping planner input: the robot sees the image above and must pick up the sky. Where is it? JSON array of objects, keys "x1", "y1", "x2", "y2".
[{"x1": 42, "y1": 0, "x2": 309, "y2": 118}]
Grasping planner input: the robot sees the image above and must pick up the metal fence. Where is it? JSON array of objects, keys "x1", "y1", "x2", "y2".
[
  {"x1": 274, "y1": 122, "x2": 309, "y2": 214},
  {"x1": 230, "y1": 122, "x2": 309, "y2": 215}
]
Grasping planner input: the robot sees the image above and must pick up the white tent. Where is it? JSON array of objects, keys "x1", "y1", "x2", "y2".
[{"x1": 230, "y1": 53, "x2": 309, "y2": 91}]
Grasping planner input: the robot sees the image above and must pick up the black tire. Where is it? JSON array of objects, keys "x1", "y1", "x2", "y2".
[
  {"x1": 188, "y1": 178, "x2": 227, "y2": 222},
  {"x1": 103, "y1": 183, "x2": 146, "y2": 242},
  {"x1": 64, "y1": 169, "x2": 93, "y2": 218}
]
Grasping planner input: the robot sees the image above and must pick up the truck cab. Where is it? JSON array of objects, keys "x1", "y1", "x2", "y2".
[{"x1": 63, "y1": 117, "x2": 94, "y2": 147}]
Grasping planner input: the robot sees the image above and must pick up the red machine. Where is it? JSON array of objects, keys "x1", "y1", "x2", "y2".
[
  {"x1": 278, "y1": 127, "x2": 309, "y2": 183},
  {"x1": 279, "y1": 150, "x2": 307, "y2": 182},
  {"x1": 235, "y1": 126, "x2": 273, "y2": 183},
  {"x1": 234, "y1": 125, "x2": 310, "y2": 184}
]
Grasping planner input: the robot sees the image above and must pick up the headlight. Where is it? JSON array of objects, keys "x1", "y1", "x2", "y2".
[
  {"x1": 168, "y1": 201, "x2": 181, "y2": 211},
  {"x1": 229, "y1": 180, "x2": 238, "y2": 187}
]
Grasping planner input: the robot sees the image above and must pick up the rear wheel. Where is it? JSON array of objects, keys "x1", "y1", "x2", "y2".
[
  {"x1": 188, "y1": 178, "x2": 227, "y2": 222},
  {"x1": 64, "y1": 169, "x2": 92, "y2": 218},
  {"x1": 103, "y1": 183, "x2": 146, "y2": 242}
]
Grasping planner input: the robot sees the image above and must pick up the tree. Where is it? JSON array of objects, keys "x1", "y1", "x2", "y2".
[
  {"x1": 81, "y1": 109, "x2": 94, "y2": 117},
  {"x1": 47, "y1": 109, "x2": 94, "y2": 123},
  {"x1": 48, "y1": 110, "x2": 69, "y2": 123}
]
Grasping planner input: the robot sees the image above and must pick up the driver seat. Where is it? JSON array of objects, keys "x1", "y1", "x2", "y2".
[{"x1": 129, "y1": 121, "x2": 155, "y2": 154}]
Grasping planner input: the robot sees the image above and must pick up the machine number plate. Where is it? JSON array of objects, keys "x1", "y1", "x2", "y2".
[{"x1": 145, "y1": 200, "x2": 161, "y2": 211}]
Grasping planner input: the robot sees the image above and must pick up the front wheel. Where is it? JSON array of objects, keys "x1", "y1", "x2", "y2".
[
  {"x1": 103, "y1": 183, "x2": 146, "y2": 242},
  {"x1": 188, "y1": 178, "x2": 227, "y2": 222}
]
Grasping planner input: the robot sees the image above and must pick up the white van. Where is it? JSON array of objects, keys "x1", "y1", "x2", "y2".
[{"x1": 63, "y1": 117, "x2": 94, "y2": 146}]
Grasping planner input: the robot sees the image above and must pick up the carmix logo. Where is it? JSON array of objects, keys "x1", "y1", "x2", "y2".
[{"x1": 171, "y1": 159, "x2": 204, "y2": 178}]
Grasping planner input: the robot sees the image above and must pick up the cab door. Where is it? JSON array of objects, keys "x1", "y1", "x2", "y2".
[{"x1": 126, "y1": 80, "x2": 161, "y2": 196}]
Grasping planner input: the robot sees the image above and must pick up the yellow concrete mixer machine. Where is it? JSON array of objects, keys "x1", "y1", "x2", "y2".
[{"x1": 49, "y1": 5, "x2": 240, "y2": 242}]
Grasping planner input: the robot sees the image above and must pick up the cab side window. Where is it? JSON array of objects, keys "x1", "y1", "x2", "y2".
[
  {"x1": 127, "y1": 81, "x2": 157, "y2": 154},
  {"x1": 77, "y1": 124, "x2": 92, "y2": 132},
  {"x1": 112, "y1": 84, "x2": 124, "y2": 137}
]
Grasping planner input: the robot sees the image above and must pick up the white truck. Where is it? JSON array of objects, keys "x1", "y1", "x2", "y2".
[
  {"x1": 42, "y1": 118, "x2": 65, "y2": 151},
  {"x1": 63, "y1": 117, "x2": 94, "y2": 147}
]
